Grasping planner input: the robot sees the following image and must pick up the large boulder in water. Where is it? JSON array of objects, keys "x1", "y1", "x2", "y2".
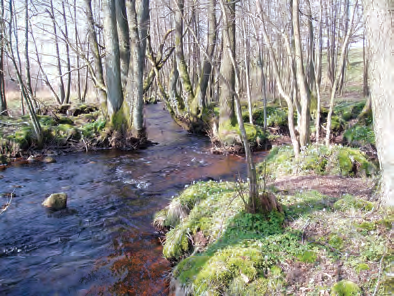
[{"x1": 42, "y1": 193, "x2": 67, "y2": 210}]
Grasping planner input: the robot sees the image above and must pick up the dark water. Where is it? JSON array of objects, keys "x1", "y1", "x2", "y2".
[{"x1": 0, "y1": 103, "x2": 267, "y2": 296}]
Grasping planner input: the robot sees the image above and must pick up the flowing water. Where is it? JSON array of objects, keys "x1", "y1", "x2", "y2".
[{"x1": 0, "y1": 103, "x2": 267, "y2": 295}]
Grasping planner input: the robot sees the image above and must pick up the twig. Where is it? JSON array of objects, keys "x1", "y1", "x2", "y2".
[
  {"x1": 82, "y1": 137, "x2": 88, "y2": 153},
  {"x1": 0, "y1": 121, "x2": 29, "y2": 126},
  {"x1": 0, "y1": 189, "x2": 16, "y2": 215},
  {"x1": 373, "y1": 251, "x2": 387, "y2": 296}
]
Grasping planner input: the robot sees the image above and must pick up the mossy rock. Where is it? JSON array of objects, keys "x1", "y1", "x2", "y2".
[
  {"x1": 331, "y1": 280, "x2": 361, "y2": 296},
  {"x1": 56, "y1": 124, "x2": 81, "y2": 141},
  {"x1": 6, "y1": 127, "x2": 33, "y2": 150},
  {"x1": 219, "y1": 120, "x2": 267, "y2": 147},
  {"x1": 174, "y1": 246, "x2": 264, "y2": 294},
  {"x1": 334, "y1": 194, "x2": 374, "y2": 212}
]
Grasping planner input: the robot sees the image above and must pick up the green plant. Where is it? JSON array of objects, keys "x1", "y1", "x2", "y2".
[{"x1": 331, "y1": 280, "x2": 361, "y2": 295}]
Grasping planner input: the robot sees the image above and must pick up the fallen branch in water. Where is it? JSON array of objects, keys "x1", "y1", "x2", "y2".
[{"x1": 0, "y1": 189, "x2": 16, "y2": 215}]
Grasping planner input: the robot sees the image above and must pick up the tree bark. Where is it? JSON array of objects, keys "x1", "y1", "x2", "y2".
[
  {"x1": 116, "y1": 0, "x2": 130, "y2": 87},
  {"x1": 62, "y1": 2, "x2": 72, "y2": 104},
  {"x1": 174, "y1": 0, "x2": 195, "y2": 113},
  {"x1": 126, "y1": 0, "x2": 149, "y2": 137},
  {"x1": 0, "y1": 0, "x2": 7, "y2": 115},
  {"x1": 218, "y1": 0, "x2": 236, "y2": 131},
  {"x1": 364, "y1": 0, "x2": 394, "y2": 206},
  {"x1": 84, "y1": 0, "x2": 107, "y2": 114},
  {"x1": 103, "y1": 0, "x2": 124, "y2": 120},
  {"x1": 293, "y1": 0, "x2": 311, "y2": 148},
  {"x1": 193, "y1": 0, "x2": 217, "y2": 114},
  {"x1": 49, "y1": 0, "x2": 66, "y2": 104}
]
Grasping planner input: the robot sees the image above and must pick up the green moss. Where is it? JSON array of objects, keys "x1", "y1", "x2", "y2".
[
  {"x1": 57, "y1": 116, "x2": 74, "y2": 125},
  {"x1": 297, "y1": 251, "x2": 317, "y2": 263},
  {"x1": 37, "y1": 115, "x2": 56, "y2": 126},
  {"x1": 330, "y1": 115, "x2": 344, "y2": 132},
  {"x1": 6, "y1": 126, "x2": 33, "y2": 149},
  {"x1": 357, "y1": 221, "x2": 376, "y2": 231},
  {"x1": 338, "y1": 149, "x2": 354, "y2": 175},
  {"x1": 355, "y1": 263, "x2": 369, "y2": 273},
  {"x1": 329, "y1": 234, "x2": 344, "y2": 249},
  {"x1": 80, "y1": 119, "x2": 107, "y2": 138},
  {"x1": 55, "y1": 124, "x2": 81, "y2": 140},
  {"x1": 219, "y1": 120, "x2": 267, "y2": 146},
  {"x1": 334, "y1": 195, "x2": 374, "y2": 212},
  {"x1": 258, "y1": 145, "x2": 376, "y2": 179},
  {"x1": 331, "y1": 280, "x2": 361, "y2": 295}
]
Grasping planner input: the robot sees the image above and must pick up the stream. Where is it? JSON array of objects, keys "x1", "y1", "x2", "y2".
[{"x1": 0, "y1": 103, "x2": 266, "y2": 295}]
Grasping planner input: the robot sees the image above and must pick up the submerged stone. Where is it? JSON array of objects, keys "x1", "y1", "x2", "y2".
[
  {"x1": 42, "y1": 192, "x2": 68, "y2": 210},
  {"x1": 43, "y1": 156, "x2": 56, "y2": 164}
]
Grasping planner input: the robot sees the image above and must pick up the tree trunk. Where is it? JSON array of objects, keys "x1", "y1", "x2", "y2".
[
  {"x1": 49, "y1": 0, "x2": 66, "y2": 104},
  {"x1": 0, "y1": 0, "x2": 7, "y2": 115},
  {"x1": 126, "y1": 0, "x2": 149, "y2": 138},
  {"x1": 364, "y1": 0, "x2": 394, "y2": 206},
  {"x1": 103, "y1": 0, "x2": 124, "y2": 123},
  {"x1": 193, "y1": 0, "x2": 217, "y2": 115},
  {"x1": 325, "y1": 0, "x2": 358, "y2": 145},
  {"x1": 293, "y1": 0, "x2": 311, "y2": 148},
  {"x1": 218, "y1": 0, "x2": 236, "y2": 132},
  {"x1": 258, "y1": 1, "x2": 300, "y2": 157},
  {"x1": 116, "y1": 0, "x2": 130, "y2": 87},
  {"x1": 84, "y1": 0, "x2": 107, "y2": 114},
  {"x1": 62, "y1": 2, "x2": 72, "y2": 104},
  {"x1": 74, "y1": 0, "x2": 82, "y2": 102},
  {"x1": 174, "y1": 0, "x2": 195, "y2": 114}
]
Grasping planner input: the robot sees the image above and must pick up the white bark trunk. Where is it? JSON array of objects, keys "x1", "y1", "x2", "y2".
[{"x1": 365, "y1": 0, "x2": 394, "y2": 206}]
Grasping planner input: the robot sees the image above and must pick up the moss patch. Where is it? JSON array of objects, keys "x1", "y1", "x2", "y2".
[
  {"x1": 258, "y1": 145, "x2": 376, "y2": 179},
  {"x1": 331, "y1": 280, "x2": 361, "y2": 295}
]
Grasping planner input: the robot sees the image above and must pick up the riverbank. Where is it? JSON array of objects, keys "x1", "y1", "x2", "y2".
[{"x1": 154, "y1": 145, "x2": 393, "y2": 295}]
